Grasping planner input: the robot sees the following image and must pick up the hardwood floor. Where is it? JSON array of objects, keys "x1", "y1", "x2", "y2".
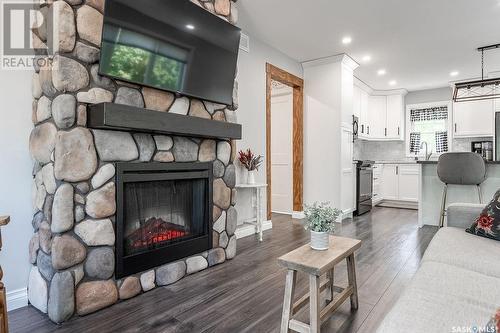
[{"x1": 9, "y1": 207, "x2": 437, "y2": 333}]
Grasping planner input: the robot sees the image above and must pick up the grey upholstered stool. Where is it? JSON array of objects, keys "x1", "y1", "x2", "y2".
[{"x1": 437, "y1": 152, "x2": 486, "y2": 227}]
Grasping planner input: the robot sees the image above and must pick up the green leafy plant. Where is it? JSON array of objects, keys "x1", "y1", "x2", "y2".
[{"x1": 303, "y1": 202, "x2": 341, "y2": 233}]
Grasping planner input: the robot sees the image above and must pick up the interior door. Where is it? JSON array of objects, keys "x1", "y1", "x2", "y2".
[{"x1": 271, "y1": 92, "x2": 293, "y2": 214}]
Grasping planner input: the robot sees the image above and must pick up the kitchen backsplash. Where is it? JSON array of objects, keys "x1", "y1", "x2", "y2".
[{"x1": 354, "y1": 136, "x2": 493, "y2": 161}]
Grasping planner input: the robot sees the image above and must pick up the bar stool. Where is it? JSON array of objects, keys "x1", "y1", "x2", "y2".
[{"x1": 437, "y1": 153, "x2": 486, "y2": 228}]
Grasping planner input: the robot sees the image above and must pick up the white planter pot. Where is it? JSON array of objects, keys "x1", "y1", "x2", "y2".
[
  {"x1": 310, "y1": 231, "x2": 330, "y2": 250},
  {"x1": 247, "y1": 170, "x2": 256, "y2": 184}
]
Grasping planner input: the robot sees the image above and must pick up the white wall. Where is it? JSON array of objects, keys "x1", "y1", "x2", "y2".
[
  {"x1": 0, "y1": 69, "x2": 34, "y2": 310},
  {"x1": 235, "y1": 33, "x2": 303, "y2": 222}
]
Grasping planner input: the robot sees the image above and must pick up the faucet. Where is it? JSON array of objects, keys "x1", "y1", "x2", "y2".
[{"x1": 420, "y1": 141, "x2": 433, "y2": 161}]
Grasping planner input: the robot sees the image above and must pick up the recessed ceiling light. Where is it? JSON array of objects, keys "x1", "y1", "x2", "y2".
[
  {"x1": 186, "y1": 24, "x2": 195, "y2": 30},
  {"x1": 389, "y1": 80, "x2": 397, "y2": 86},
  {"x1": 450, "y1": 71, "x2": 459, "y2": 77},
  {"x1": 362, "y1": 55, "x2": 371, "y2": 62},
  {"x1": 377, "y1": 69, "x2": 386, "y2": 76},
  {"x1": 342, "y1": 36, "x2": 352, "y2": 45}
]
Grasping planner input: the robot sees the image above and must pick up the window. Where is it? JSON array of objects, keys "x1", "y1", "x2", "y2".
[{"x1": 405, "y1": 102, "x2": 451, "y2": 157}]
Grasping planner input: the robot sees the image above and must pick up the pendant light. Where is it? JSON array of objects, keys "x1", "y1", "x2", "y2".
[{"x1": 453, "y1": 44, "x2": 500, "y2": 102}]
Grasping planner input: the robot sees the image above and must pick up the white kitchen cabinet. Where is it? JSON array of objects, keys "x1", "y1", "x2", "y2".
[
  {"x1": 453, "y1": 100, "x2": 494, "y2": 137},
  {"x1": 372, "y1": 164, "x2": 383, "y2": 205},
  {"x1": 380, "y1": 164, "x2": 419, "y2": 203},
  {"x1": 397, "y1": 165, "x2": 419, "y2": 202},
  {"x1": 368, "y1": 96, "x2": 387, "y2": 138},
  {"x1": 381, "y1": 164, "x2": 398, "y2": 200},
  {"x1": 353, "y1": 86, "x2": 361, "y2": 118},
  {"x1": 386, "y1": 95, "x2": 404, "y2": 139}
]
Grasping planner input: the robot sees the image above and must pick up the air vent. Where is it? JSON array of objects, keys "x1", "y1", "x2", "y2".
[{"x1": 239, "y1": 33, "x2": 250, "y2": 52}]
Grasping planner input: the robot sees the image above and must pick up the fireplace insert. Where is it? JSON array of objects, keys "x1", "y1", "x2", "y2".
[{"x1": 115, "y1": 162, "x2": 213, "y2": 278}]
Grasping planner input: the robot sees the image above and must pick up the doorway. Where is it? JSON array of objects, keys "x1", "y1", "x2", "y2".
[{"x1": 266, "y1": 63, "x2": 304, "y2": 220}]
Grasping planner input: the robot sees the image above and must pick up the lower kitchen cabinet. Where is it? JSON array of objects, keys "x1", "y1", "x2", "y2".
[{"x1": 379, "y1": 163, "x2": 419, "y2": 204}]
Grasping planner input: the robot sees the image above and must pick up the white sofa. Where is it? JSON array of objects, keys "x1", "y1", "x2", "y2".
[{"x1": 377, "y1": 203, "x2": 500, "y2": 333}]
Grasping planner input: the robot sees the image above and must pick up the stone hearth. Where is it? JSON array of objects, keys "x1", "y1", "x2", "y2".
[{"x1": 28, "y1": 0, "x2": 238, "y2": 323}]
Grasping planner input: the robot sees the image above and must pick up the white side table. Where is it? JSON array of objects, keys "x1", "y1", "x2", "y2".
[{"x1": 235, "y1": 183, "x2": 267, "y2": 241}]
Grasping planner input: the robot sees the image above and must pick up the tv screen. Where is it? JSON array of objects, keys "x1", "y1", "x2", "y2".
[{"x1": 99, "y1": 0, "x2": 241, "y2": 106}]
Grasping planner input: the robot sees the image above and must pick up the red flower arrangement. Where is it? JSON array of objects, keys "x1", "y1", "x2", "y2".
[
  {"x1": 495, "y1": 308, "x2": 500, "y2": 331},
  {"x1": 238, "y1": 149, "x2": 263, "y2": 171},
  {"x1": 476, "y1": 214, "x2": 494, "y2": 233}
]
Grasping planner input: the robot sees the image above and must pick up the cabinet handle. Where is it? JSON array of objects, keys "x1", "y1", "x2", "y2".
[
  {"x1": 367, "y1": 126, "x2": 370, "y2": 135},
  {"x1": 454, "y1": 123, "x2": 457, "y2": 133},
  {"x1": 361, "y1": 124, "x2": 364, "y2": 134},
  {"x1": 398, "y1": 127, "x2": 400, "y2": 136},
  {"x1": 396, "y1": 166, "x2": 399, "y2": 175},
  {"x1": 385, "y1": 128, "x2": 387, "y2": 136}
]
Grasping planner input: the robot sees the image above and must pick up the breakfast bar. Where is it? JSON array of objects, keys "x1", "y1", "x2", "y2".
[{"x1": 417, "y1": 160, "x2": 500, "y2": 226}]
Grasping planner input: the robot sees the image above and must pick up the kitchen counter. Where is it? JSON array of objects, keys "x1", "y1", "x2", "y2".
[
  {"x1": 417, "y1": 160, "x2": 500, "y2": 164},
  {"x1": 375, "y1": 160, "x2": 418, "y2": 164}
]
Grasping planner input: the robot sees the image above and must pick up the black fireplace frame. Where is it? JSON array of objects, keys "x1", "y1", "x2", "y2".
[{"x1": 115, "y1": 162, "x2": 213, "y2": 278}]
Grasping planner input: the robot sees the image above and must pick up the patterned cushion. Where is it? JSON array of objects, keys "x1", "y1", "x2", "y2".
[
  {"x1": 466, "y1": 189, "x2": 500, "y2": 241},
  {"x1": 486, "y1": 308, "x2": 500, "y2": 333}
]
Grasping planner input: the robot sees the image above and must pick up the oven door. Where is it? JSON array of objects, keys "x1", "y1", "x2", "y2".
[{"x1": 358, "y1": 167, "x2": 373, "y2": 202}]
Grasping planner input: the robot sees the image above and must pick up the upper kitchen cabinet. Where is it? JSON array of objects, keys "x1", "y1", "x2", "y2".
[
  {"x1": 368, "y1": 96, "x2": 387, "y2": 138},
  {"x1": 353, "y1": 86, "x2": 370, "y2": 138},
  {"x1": 453, "y1": 99, "x2": 494, "y2": 137},
  {"x1": 386, "y1": 94, "x2": 404, "y2": 139}
]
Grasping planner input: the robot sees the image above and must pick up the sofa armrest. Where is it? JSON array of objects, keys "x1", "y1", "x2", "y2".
[{"x1": 446, "y1": 203, "x2": 484, "y2": 229}]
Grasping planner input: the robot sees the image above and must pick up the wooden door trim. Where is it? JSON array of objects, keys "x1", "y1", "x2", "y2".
[{"x1": 266, "y1": 63, "x2": 304, "y2": 220}]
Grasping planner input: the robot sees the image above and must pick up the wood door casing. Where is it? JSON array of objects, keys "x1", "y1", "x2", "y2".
[{"x1": 266, "y1": 63, "x2": 304, "y2": 220}]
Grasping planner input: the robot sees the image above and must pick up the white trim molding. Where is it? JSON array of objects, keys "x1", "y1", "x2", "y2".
[
  {"x1": 235, "y1": 220, "x2": 273, "y2": 239},
  {"x1": 292, "y1": 211, "x2": 305, "y2": 219},
  {"x1": 7, "y1": 287, "x2": 28, "y2": 311},
  {"x1": 302, "y1": 53, "x2": 359, "y2": 71}
]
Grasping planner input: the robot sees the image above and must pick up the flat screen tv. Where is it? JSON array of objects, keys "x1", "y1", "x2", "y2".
[{"x1": 99, "y1": 0, "x2": 241, "y2": 106}]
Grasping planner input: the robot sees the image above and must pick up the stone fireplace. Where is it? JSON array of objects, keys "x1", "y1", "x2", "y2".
[{"x1": 27, "y1": 0, "x2": 239, "y2": 323}]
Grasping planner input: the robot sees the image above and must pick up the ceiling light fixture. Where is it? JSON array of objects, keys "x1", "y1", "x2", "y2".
[
  {"x1": 186, "y1": 24, "x2": 195, "y2": 30},
  {"x1": 389, "y1": 80, "x2": 397, "y2": 86},
  {"x1": 453, "y1": 43, "x2": 500, "y2": 102},
  {"x1": 342, "y1": 36, "x2": 352, "y2": 45},
  {"x1": 450, "y1": 71, "x2": 459, "y2": 77},
  {"x1": 377, "y1": 69, "x2": 386, "y2": 76},
  {"x1": 362, "y1": 55, "x2": 371, "y2": 62}
]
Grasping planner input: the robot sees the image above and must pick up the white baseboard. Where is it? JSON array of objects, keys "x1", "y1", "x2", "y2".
[
  {"x1": 292, "y1": 211, "x2": 305, "y2": 219},
  {"x1": 235, "y1": 220, "x2": 273, "y2": 239},
  {"x1": 7, "y1": 287, "x2": 28, "y2": 311}
]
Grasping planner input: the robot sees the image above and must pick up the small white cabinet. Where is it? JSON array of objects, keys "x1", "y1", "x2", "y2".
[
  {"x1": 453, "y1": 100, "x2": 494, "y2": 137},
  {"x1": 381, "y1": 164, "x2": 398, "y2": 200},
  {"x1": 380, "y1": 164, "x2": 419, "y2": 203}
]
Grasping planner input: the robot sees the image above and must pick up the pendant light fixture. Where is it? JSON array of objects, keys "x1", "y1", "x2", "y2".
[{"x1": 453, "y1": 44, "x2": 500, "y2": 102}]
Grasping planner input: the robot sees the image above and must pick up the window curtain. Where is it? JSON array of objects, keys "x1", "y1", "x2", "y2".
[
  {"x1": 410, "y1": 106, "x2": 448, "y2": 122},
  {"x1": 435, "y1": 131, "x2": 448, "y2": 153},
  {"x1": 409, "y1": 132, "x2": 421, "y2": 153}
]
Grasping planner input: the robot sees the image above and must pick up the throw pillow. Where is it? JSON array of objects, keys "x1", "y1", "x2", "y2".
[
  {"x1": 466, "y1": 189, "x2": 500, "y2": 241},
  {"x1": 486, "y1": 307, "x2": 500, "y2": 333}
]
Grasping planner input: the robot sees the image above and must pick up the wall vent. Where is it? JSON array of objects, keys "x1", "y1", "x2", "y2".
[{"x1": 239, "y1": 33, "x2": 250, "y2": 53}]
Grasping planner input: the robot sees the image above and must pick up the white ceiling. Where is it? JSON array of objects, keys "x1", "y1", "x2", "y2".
[{"x1": 237, "y1": 0, "x2": 500, "y2": 92}]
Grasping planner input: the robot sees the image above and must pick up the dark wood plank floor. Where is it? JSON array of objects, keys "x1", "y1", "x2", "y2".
[{"x1": 9, "y1": 207, "x2": 437, "y2": 333}]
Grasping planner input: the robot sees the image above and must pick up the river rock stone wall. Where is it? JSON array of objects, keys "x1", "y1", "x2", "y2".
[{"x1": 28, "y1": 0, "x2": 239, "y2": 323}]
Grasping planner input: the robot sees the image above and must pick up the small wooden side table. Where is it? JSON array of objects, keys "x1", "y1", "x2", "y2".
[
  {"x1": 278, "y1": 236, "x2": 361, "y2": 333},
  {"x1": 0, "y1": 215, "x2": 10, "y2": 333},
  {"x1": 235, "y1": 183, "x2": 267, "y2": 241}
]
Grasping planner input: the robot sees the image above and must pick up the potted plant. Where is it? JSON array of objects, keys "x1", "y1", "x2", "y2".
[
  {"x1": 238, "y1": 149, "x2": 263, "y2": 184},
  {"x1": 304, "y1": 202, "x2": 341, "y2": 250}
]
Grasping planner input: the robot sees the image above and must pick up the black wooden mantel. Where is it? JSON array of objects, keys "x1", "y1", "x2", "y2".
[{"x1": 87, "y1": 103, "x2": 242, "y2": 140}]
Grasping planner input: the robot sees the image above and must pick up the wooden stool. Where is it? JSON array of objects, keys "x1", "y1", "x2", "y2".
[
  {"x1": 278, "y1": 236, "x2": 361, "y2": 333},
  {"x1": 0, "y1": 216, "x2": 10, "y2": 333}
]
